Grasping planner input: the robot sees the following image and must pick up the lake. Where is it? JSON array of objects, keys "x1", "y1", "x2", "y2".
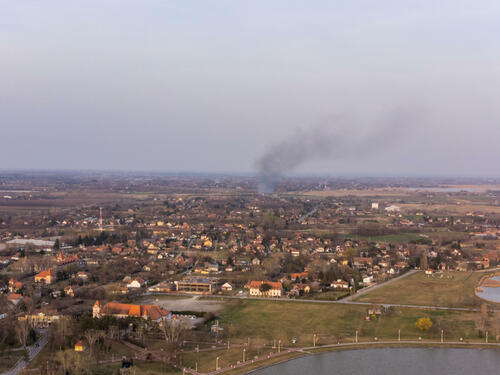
[
  {"x1": 477, "y1": 276, "x2": 500, "y2": 303},
  {"x1": 250, "y1": 348, "x2": 500, "y2": 375}
]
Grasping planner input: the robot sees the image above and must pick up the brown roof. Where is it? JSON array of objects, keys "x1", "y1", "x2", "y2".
[
  {"x1": 249, "y1": 281, "x2": 282, "y2": 290},
  {"x1": 35, "y1": 269, "x2": 53, "y2": 278},
  {"x1": 100, "y1": 301, "x2": 169, "y2": 321}
]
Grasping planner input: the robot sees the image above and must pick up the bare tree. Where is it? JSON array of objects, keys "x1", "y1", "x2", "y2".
[
  {"x1": 84, "y1": 329, "x2": 104, "y2": 362},
  {"x1": 15, "y1": 319, "x2": 30, "y2": 350},
  {"x1": 160, "y1": 319, "x2": 187, "y2": 355},
  {"x1": 55, "y1": 349, "x2": 71, "y2": 374}
]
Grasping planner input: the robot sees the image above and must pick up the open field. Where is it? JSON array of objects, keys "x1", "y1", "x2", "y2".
[
  {"x1": 398, "y1": 203, "x2": 500, "y2": 214},
  {"x1": 301, "y1": 184, "x2": 500, "y2": 198},
  {"x1": 218, "y1": 299, "x2": 492, "y2": 345},
  {"x1": 354, "y1": 271, "x2": 494, "y2": 307},
  {"x1": 342, "y1": 233, "x2": 425, "y2": 243},
  {"x1": 140, "y1": 295, "x2": 225, "y2": 313}
]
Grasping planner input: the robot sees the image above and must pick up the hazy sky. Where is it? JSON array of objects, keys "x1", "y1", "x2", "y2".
[{"x1": 2, "y1": 1, "x2": 500, "y2": 176}]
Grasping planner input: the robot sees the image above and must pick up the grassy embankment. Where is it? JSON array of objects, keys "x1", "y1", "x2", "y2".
[
  {"x1": 354, "y1": 270, "x2": 499, "y2": 308},
  {"x1": 218, "y1": 299, "x2": 491, "y2": 345}
]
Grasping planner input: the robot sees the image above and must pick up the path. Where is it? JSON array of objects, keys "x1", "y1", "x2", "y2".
[
  {"x1": 1, "y1": 330, "x2": 48, "y2": 375},
  {"x1": 342, "y1": 269, "x2": 418, "y2": 301},
  {"x1": 180, "y1": 339, "x2": 500, "y2": 375}
]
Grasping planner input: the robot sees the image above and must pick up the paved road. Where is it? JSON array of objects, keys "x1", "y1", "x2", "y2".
[
  {"x1": 181, "y1": 339, "x2": 500, "y2": 375},
  {"x1": 342, "y1": 269, "x2": 418, "y2": 302},
  {"x1": 1, "y1": 330, "x2": 48, "y2": 375},
  {"x1": 154, "y1": 270, "x2": 500, "y2": 312}
]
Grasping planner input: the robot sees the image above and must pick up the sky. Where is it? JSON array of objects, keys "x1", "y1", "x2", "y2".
[{"x1": 1, "y1": 1, "x2": 500, "y2": 177}]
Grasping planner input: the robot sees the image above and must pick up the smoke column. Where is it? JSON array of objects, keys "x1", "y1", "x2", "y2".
[{"x1": 255, "y1": 109, "x2": 420, "y2": 192}]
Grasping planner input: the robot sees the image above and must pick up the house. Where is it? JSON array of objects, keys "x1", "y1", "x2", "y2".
[
  {"x1": 7, "y1": 293, "x2": 22, "y2": 305},
  {"x1": 35, "y1": 269, "x2": 54, "y2": 284},
  {"x1": 56, "y1": 252, "x2": 78, "y2": 265},
  {"x1": 331, "y1": 279, "x2": 349, "y2": 289},
  {"x1": 174, "y1": 277, "x2": 217, "y2": 294},
  {"x1": 248, "y1": 281, "x2": 282, "y2": 298},
  {"x1": 76, "y1": 272, "x2": 89, "y2": 281},
  {"x1": 385, "y1": 205, "x2": 401, "y2": 212},
  {"x1": 148, "y1": 281, "x2": 174, "y2": 293},
  {"x1": 93, "y1": 301, "x2": 170, "y2": 322},
  {"x1": 64, "y1": 286, "x2": 75, "y2": 297},
  {"x1": 8, "y1": 278, "x2": 23, "y2": 293},
  {"x1": 127, "y1": 278, "x2": 146, "y2": 289},
  {"x1": 19, "y1": 309, "x2": 60, "y2": 328},
  {"x1": 289, "y1": 284, "x2": 311, "y2": 296},
  {"x1": 353, "y1": 257, "x2": 373, "y2": 269},
  {"x1": 74, "y1": 341, "x2": 85, "y2": 352},
  {"x1": 290, "y1": 272, "x2": 308, "y2": 281},
  {"x1": 221, "y1": 282, "x2": 233, "y2": 291},
  {"x1": 362, "y1": 276, "x2": 374, "y2": 285}
]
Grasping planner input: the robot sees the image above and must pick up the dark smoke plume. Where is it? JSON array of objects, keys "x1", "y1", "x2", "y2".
[{"x1": 255, "y1": 110, "x2": 420, "y2": 193}]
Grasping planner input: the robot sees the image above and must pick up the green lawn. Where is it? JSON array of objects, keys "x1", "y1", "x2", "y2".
[
  {"x1": 354, "y1": 271, "x2": 491, "y2": 307},
  {"x1": 301, "y1": 290, "x2": 350, "y2": 301},
  {"x1": 218, "y1": 299, "x2": 491, "y2": 345}
]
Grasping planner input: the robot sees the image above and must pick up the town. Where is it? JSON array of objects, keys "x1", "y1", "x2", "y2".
[{"x1": 1, "y1": 172, "x2": 500, "y2": 374}]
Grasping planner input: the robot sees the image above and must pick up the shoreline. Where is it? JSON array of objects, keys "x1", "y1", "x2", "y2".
[
  {"x1": 475, "y1": 272, "x2": 500, "y2": 304},
  {"x1": 217, "y1": 341, "x2": 500, "y2": 375}
]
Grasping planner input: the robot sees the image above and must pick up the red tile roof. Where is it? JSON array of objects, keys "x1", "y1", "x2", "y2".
[{"x1": 249, "y1": 281, "x2": 282, "y2": 290}]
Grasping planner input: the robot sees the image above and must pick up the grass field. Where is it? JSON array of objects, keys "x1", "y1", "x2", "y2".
[
  {"x1": 354, "y1": 271, "x2": 491, "y2": 307},
  {"x1": 343, "y1": 233, "x2": 424, "y2": 243},
  {"x1": 218, "y1": 299, "x2": 491, "y2": 345}
]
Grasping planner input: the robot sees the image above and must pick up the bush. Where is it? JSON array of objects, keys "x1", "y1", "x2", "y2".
[{"x1": 415, "y1": 317, "x2": 433, "y2": 331}]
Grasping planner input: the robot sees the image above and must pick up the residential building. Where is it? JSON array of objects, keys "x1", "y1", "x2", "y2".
[
  {"x1": 93, "y1": 301, "x2": 170, "y2": 322},
  {"x1": 248, "y1": 281, "x2": 282, "y2": 297},
  {"x1": 174, "y1": 277, "x2": 217, "y2": 294},
  {"x1": 35, "y1": 269, "x2": 54, "y2": 284}
]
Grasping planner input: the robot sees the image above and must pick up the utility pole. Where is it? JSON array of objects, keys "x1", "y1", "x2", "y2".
[
  {"x1": 398, "y1": 329, "x2": 401, "y2": 342},
  {"x1": 355, "y1": 330, "x2": 358, "y2": 343}
]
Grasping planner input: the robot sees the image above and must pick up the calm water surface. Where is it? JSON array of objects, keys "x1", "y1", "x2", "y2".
[
  {"x1": 477, "y1": 276, "x2": 500, "y2": 303},
  {"x1": 250, "y1": 348, "x2": 500, "y2": 375}
]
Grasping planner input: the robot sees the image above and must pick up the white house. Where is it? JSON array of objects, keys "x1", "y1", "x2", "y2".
[
  {"x1": 127, "y1": 278, "x2": 146, "y2": 289},
  {"x1": 362, "y1": 276, "x2": 374, "y2": 285},
  {"x1": 331, "y1": 279, "x2": 349, "y2": 289}
]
